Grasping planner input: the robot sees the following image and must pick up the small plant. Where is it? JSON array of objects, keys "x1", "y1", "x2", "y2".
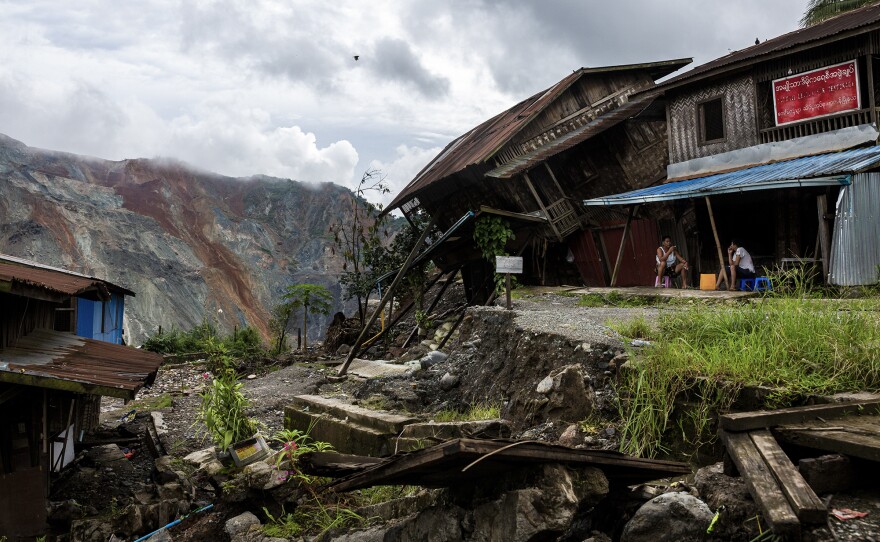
[
  {"x1": 474, "y1": 215, "x2": 516, "y2": 293},
  {"x1": 271, "y1": 425, "x2": 334, "y2": 485},
  {"x1": 612, "y1": 316, "x2": 654, "y2": 340},
  {"x1": 433, "y1": 401, "x2": 501, "y2": 422},
  {"x1": 198, "y1": 368, "x2": 257, "y2": 450}
]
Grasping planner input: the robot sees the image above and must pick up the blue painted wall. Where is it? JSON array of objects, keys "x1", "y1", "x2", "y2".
[{"x1": 76, "y1": 294, "x2": 125, "y2": 344}]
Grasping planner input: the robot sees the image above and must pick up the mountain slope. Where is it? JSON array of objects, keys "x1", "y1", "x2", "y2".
[{"x1": 0, "y1": 133, "x2": 353, "y2": 345}]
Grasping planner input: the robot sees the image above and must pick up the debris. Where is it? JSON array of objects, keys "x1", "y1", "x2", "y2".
[
  {"x1": 832, "y1": 508, "x2": 869, "y2": 520},
  {"x1": 630, "y1": 339, "x2": 651, "y2": 347}
]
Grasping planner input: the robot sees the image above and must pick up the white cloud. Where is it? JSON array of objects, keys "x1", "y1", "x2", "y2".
[
  {"x1": 368, "y1": 144, "x2": 441, "y2": 207},
  {"x1": 0, "y1": 0, "x2": 810, "y2": 205}
]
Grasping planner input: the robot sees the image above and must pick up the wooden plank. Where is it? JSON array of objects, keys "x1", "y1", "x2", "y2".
[
  {"x1": 774, "y1": 415, "x2": 880, "y2": 463},
  {"x1": 817, "y1": 194, "x2": 831, "y2": 281},
  {"x1": 720, "y1": 400, "x2": 880, "y2": 432},
  {"x1": 750, "y1": 429, "x2": 827, "y2": 525},
  {"x1": 719, "y1": 430, "x2": 800, "y2": 537},
  {"x1": 705, "y1": 196, "x2": 728, "y2": 287}
]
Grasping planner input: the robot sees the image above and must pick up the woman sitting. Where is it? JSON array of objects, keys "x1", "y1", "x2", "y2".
[{"x1": 656, "y1": 236, "x2": 689, "y2": 288}]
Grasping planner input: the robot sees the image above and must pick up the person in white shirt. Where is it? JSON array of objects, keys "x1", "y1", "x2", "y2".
[{"x1": 716, "y1": 239, "x2": 756, "y2": 290}]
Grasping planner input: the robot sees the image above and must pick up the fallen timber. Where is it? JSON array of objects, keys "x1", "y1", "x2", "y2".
[
  {"x1": 719, "y1": 399, "x2": 880, "y2": 538},
  {"x1": 302, "y1": 438, "x2": 690, "y2": 492}
]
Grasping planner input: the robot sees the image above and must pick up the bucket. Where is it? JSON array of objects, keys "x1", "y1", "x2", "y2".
[{"x1": 699, "y1": 273, "x2": 715, "y2": 291}]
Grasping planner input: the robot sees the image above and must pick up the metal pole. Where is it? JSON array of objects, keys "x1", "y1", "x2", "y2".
[{"x1": 338, "y1": 214, "x2": 438, "y2": 376}]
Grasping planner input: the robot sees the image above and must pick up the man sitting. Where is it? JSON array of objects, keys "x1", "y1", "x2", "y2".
[
  {"x1": 656, "y1": 236, "x2": 689, "y2": 288},
  {"x1": 715, "y1": 239, "x2": 756, "y2": 290}
]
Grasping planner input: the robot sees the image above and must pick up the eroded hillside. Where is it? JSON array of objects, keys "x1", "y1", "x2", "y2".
[{"x1": 0, "y1": 133, "x2": 353, "y2": 344}]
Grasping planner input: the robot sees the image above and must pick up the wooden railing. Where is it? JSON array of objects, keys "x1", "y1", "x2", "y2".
[
  {"x1": 759, "y1": 108, "x2": 874, "y2": 144},
  {"x1": 545, "y1": 199, "x2": 579, "y2": 238}
]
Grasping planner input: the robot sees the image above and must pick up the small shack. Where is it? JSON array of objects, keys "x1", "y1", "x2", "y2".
[{"x1": 0, "y1": 254, "x2": 162, "y2": 538}]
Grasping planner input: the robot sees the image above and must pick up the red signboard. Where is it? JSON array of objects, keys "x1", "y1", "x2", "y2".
[{"x1": 772, "y1": 60, "x2": 860, "y2": 126}]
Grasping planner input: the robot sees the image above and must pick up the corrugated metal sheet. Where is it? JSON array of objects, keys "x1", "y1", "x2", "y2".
[
  {"x1": 658, "y1": 3, "x2": 880, "y2": 91},
  {"x1": 0, "y1": 329, "x2": 162, "y2": 399},
  {"x1": 568, "y1": 230, "x2": 606, "y2": 286},
  {"x1": 584, "y1": 146, "x2": 880, "y2": 206},
  {"x1": 829, "y1": 173, "x2": 880, "y2": 285},
  {"x1": 0, "y1": 254, "x2": 135, "y2": 297},
  {"x1": 485, "y1": 93, "x2": 658, "y2": 179},
  {"x1": 386, "y1": 60, "x2": 691, "y2": 212},
  {"x1": 600, "y1": 218, "x2": 661, "y2": 287}
]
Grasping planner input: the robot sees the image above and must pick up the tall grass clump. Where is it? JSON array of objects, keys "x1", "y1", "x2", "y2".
[
  {"x1": 617, "y1": 297, "x2": 880, "y2": 458},
  {"x1": 143, "y1": 321, "x2": 265, "y2": 359}
]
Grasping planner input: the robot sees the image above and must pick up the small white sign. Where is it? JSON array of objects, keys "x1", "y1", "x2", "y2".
[{"x1": 495, "y1": 256, "x2": 523, "y2": 274}]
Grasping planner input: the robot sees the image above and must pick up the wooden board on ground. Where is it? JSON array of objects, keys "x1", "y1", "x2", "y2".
[
  {"x1": 750, "y1": 429, "x2": 826, "y2": 524},
  {"x1": 325, "y1": 438, "x2": 690, "y2": 492},
  {"x1": 719, "y1": 400, "x2": 880, "y2": 432},
  {"x1": 719, "y1": 430, "x2": 800, "y2": 537},
  {"x1": 774, "y1": 414, "x2": 880, "y2": 463}
]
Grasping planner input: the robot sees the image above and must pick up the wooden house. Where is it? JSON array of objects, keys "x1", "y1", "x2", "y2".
[
  {"x1": 383, "y1": 59, "x2": 693, "y2": 298},
  {"x1": 0, "y1": 254, "x2": 162, "y2": 538},
  {"x1": 586, "y1": 4, "x2": 880, "y2": 286}
]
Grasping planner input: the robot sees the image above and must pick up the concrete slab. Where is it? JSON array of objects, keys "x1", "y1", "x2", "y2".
[
  {"x1": 290, "y1": 395, "x2": 417, "y2": 434},
  {"x1": 529, "y1": 285, "x2": 756, "y2": 300}
]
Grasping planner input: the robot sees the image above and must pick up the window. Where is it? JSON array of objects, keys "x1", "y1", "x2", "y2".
[{"x1": 699, "y1": 97, "x2": 725, "y2": 143}]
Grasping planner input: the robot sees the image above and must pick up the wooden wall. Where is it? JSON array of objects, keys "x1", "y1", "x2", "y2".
[
  {"x1": 667, "y1": 74, "x2": 758, "y2": 164},
  {"x1": 0, "y1": 293, "x2": 58, "y2": 349}
]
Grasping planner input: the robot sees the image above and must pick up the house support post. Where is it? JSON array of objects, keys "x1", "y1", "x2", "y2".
[
  {"x1": 610, "y1": 206, "x2": 636, "y2": 287},
  {"x1": 338, "y1": 215, "x2": 438, "y2": 376},
  {"x1": 706, "y1": 196, "x2": 728, "y2": 287},
  {"x1": 523, "y1": 172, "x2": 563, "y2": 241},
  {"x1": 817, "y1": 193, "x2": 831, "y2": 282}
]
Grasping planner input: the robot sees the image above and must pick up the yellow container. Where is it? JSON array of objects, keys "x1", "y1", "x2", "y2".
[{"x1": 699, "y1": 273, "x2": 715, "y2": 290}]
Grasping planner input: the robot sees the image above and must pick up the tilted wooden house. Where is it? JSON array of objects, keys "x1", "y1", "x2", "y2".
[
  {"x1": 384, "y1": 59, "x2": 693, "y2": 298},
  {"x1": 0, "y1": 254, "x2": 162, "y2": 537},
  {"x1": 586, "y1": 4, "x2": 880, "y2": 286}
]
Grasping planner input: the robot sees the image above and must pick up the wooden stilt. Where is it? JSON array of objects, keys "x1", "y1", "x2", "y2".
[
  {"x1": 338, "y1": 215, "x2": 438, "y2": 376},
  {"x1": 705, "y1": 196, "x2": 728, "y2": 287},
  {"x1": 610, "y1": 206, "x2": 636, "y2": 287}
]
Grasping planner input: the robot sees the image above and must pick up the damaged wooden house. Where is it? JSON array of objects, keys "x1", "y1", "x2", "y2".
[
  {"x1": 382, "y1": 58, "x2": 694, "y2": 298},
  {"x1": 0, "y1": 254, "x2": 162, "y2": 538},
  {"x1": 584, "y1": 3, "x2": 880, "y2": 287}
]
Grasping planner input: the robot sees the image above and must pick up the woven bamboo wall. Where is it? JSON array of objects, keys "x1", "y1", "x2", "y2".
[{"x1": 668, "y1": 74, "x2": 758, "y2": 164}]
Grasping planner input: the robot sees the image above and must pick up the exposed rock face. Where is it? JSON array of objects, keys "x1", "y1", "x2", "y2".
[{"x1": 0, "y1": 133, "x2": 357, "y2": 344}]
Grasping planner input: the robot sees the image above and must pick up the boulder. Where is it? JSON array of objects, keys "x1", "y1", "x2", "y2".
[
  {"x1": 538, "y1": 364, "x2": 596, "y2": 423},
  {"x1": 225, "y1": 511, "x2": 261, "y2": 540},
  {"x1": 184, "y1": 447, "x2": 225, "y2": 475},
  {"x1": 439, "y1": 372, "x2": 459, "y2": 390},
  {"x1": 621, "y1": 492, "x2": 713, "y2": 542}
]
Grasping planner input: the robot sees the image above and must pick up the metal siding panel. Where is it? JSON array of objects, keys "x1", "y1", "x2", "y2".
[
  {"x1": 601, "y1": 219, "x2": 660, "y2": 287},
  {"x1": 829, "y1": 173, "x2": 880, "y2": 285},
  {"x1": 76, "y1": 298, "x2": 95, "y2": 338},
  {"x1": 568, "y1": 230, "x2": 606, "y2": 286}
]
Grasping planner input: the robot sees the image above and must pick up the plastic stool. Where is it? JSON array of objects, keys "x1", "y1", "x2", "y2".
[
  {"x1": 739, "y1": 278, "x2": 756, "y2": 291},
  {"x1": 754, "y1": 277, "x2": 772, "y2": 291},
  {"x1": 654, "y1": 276, "x2": 671, "y2": 288}
]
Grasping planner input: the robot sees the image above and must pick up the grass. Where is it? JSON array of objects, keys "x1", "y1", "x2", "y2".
[
  {"x1": 616, "y1": 297, "x2": 880, "y2": 458},
  {"x1": 577, "y1": 291, "x2": 667, "y2": 308},
  {"x1": 432, "y1": 402, "x2": 501, "y2": 422},
  {"x1": 350, "y1": 485, "x2": 422, "y2": 507}
]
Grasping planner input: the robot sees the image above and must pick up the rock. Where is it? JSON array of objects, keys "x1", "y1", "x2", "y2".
[
  {"x1": 440, "y1": 372, "x2": 460, "y2": 390},
  {"x1": 404, "y1": 359, "x2": 423, "y2": 374},
  {"x1": 539, "y1": 364, "x2": 596, "y2": 423},
  {"x1": 427, "y1": 350, "x2": 448, "y2": 363},
  {"x1": 557, "y1": 423, "x2": 582, "y2": 447},
  {"x1": 336, "y1": 343, "x2": 351, "y2": 355},
  {"x1": 225, "y1": 511, "x2": 261, "y2": 540},
  {"x1": 184, "y1": 447, "x2": 225, "y2": 475},
  {"x1": 71, "y1": 518, "x2": 113, "y2": 542},
  {"x1": 693, "y1": 462, "x2": 760, "y2": 541},
  {"x1": 536, "y1": 376, "x2": 554, "y2": 394},
  {"x1": 247, "y1": 374, "x2": 257, "y2": 379},
  {"x1": 151, "y1": 411, "x2": 169, "y2": 437},
  {"x1": 621, "y1": 492, "x2": 713, "y2": 542}
]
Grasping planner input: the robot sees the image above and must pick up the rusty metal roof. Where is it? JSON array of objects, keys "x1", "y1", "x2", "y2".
[
  {"x1": 486, "y1": 92, "x2": 659, "y2": 179},
  {"x1": 658, "y1": 3, "x2": 880, "y2": 92},
  {"x1": 0, "y1": 254, "x2": 135, "y2": 298},
  {"x1": 386, "y1": 59, "x2": 691, "y2": 211},
  {"x1": 0, "y1": 329, "x2": 162, "y2": 399}
]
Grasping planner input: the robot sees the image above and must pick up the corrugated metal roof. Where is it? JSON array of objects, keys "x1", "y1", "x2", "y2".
[
  {"x1": 658, "y1": 3, "x2": 880, "y2": 91},
  {"x1": 583, "y1": 146, "x2": 880, "y2": 206},
  {"x1": 486, "y1": 92, "x2": 658, "y2": 179},
  {"x1": 0, "y1": 254, "x2": 135, "y2": 298},
  {"x1": 0, "y1": 329, "x2": 162, "y2": 399},
  {"x1": 386, "y1": 59, "x2": 691, "y2": 212},
  {"x1": 829, "y1": 173, "x2": 880, "y2": 286}
]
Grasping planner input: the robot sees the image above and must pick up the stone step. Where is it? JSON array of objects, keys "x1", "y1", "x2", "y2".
[{"x1": 290, "y1": 395, "x2": 416, "y2": 434}]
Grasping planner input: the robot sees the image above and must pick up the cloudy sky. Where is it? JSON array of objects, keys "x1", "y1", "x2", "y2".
[{"x1": 0, "y1": 0, "x2": 808, "y2": 206}]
